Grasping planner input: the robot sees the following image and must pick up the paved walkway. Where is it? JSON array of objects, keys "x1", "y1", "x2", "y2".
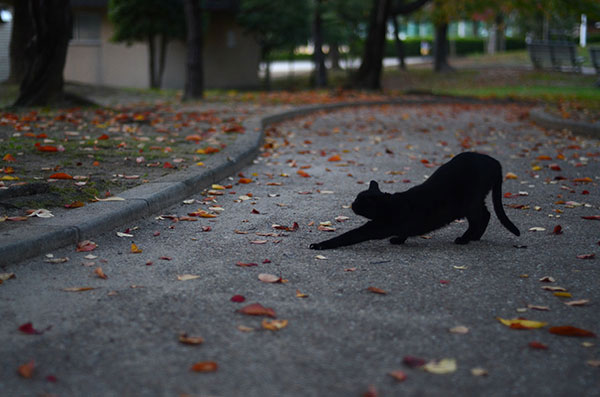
[{"x1": 1, "y1": 102, "x2": 599, "y2": 396}]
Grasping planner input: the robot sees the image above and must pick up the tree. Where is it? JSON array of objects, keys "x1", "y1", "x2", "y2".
[
  {"x1": 312, "y1": 0, "x2": 327, "y2": 87},
  {"x1": 238, "y1": 0, "x2": 310, "y2": 89},
  {"x1": 5, "y1": 0, "x2": 28, "y2": 84},
  {"x1": 13, "y1": 0, "x2": 72, "y2": 107},
  {"x1": 354, "y1": 0, "x2": 430, "y2": 89},
  {"x1": 108, "y1": 0, "x2": 185, "y2": 89},
  {"x1": 183, "y1": 0, "x2": 203, "y2": 100}
]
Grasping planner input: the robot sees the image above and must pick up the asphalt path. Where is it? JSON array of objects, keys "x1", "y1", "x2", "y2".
[{"x1": 1, "y1": 103, "x2": 599, "y2": 396}]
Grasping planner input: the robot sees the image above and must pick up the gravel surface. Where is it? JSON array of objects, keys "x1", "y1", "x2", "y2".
[{"x1": 1, "y1": 103, "x2": 599, "y2": 396}]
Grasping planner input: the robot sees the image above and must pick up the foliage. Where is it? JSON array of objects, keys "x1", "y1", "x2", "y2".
[
  {"x1": 108, "y1": 0, "x2": 185, "y2": 44},
  {"x1": 237, "y1": 0, "x2": 311, "y2": 58}
]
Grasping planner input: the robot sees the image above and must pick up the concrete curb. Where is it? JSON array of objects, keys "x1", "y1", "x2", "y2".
[
  {"x1": 530, "y1": 107, "x2": 600, "y2": 139},
  {"x1": 3, "y1": 97, "x2": 593, "y2": 266}
]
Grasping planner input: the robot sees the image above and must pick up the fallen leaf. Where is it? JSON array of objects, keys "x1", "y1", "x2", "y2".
[
  {"x1": 27, "y1": 209, "x2": 54, "y2": 218},
  {"x1": 93, "y1": 196, "x2": 125, "y2": 202},
  {"x1": 549, "y1": 326, "x2": 596, "y2": 337},
  {"x1": 528, "y1": 341, "x2": 549, "y2": 350},
  {"x1": 542, "y1": 286, "x2": 567, "y2": 292},
  {"x1": 236, "y1": 261, "x2": 258, "y2": 267},
  {"x1": 94, "y1": 267, "x2": 108, "y2": 279},
  {"x1": 48, "y1": 172, "x2": 72, "y2": 180},
  {"x1": 367, "y1": 286, "x2": 387, "y2": 295},
  {"x1": 18, "y1": 360, "x2": 35, "y2": 378},
  {"x1": 116, "y1": 232, "x2": 134, "y2": 238},
  {"x1": 403, "y1": 356, "x2": 426, "y2": 368},
  {"x1": 18, "y1": 322, "x2": 42, "y2": 335},
  {"x1": 581, "y1": 215, "x2": 600, "y2": 221},
  {"x1": 470, "y1": 367, "x2": 488, "y2": 376},
  {"x1": 576, "y1": 253, "x2": 595, "y2": 260},
  {"x1": 76, "y1": 240, "x2": 97, "y2": 252},
  {"x1": 497, "y1": 317, "x2": 548, "y2": 329},
  {"x1": 262, "y1": 318, "x2": 288, "y2": 331},
  {"x1": 449, "y1": 325, "x2": 469, "y2": 334},
  {"x1": 44, "y1": 257, "x2": 69, "y2": 263},
  {"x1": 505, "y1": 172, "x2": 518, "y2": 180},
  {"x1": 178, "y1": 333, "x2": 204, "y2": 345},
  {"x1": 258, "y1": 273, "x2": 281, "y2": 283},
  {"x1": 422, "y1": 358, "x2": 457, "y2": 374},
  {"x1": 539, "y1": 276, "x2": 555, "y2": 283},
  {"x1": 230, "y1": 294, "x2": 246, "y2": 302},
  {"x1": 315, "y1": 255, "x2": 327, "y2": 260},
  {"x1": 297, "y1": 170, "x2": 311, "y2": 178},
  {"x1": 565, "y1": 299, "x2": 589, "y2": 307},
  {"x1": 587, "y1": 360, "x2": 600, "y2": 368},
  {"x1": 177, "y1": 274, "x2": 201, "y2": 281},
  {"x1": 0, "y1": 272, "x2": 16, "y2": 283},
  {"x1": 553, "y1": 292, "x2": 572, "y2": 298},
  {"x1": 65, "y1": 200, "x2": 85, "y2": 209},
  {"x1": 130, "y1": 242, "x2": 142, "y2": 253},
  {"x1": 296, "y1": 289, "x2": 309, "y2": 298},
  {"x1": 388, "y1": 370, "x2": 407, "y2": 382},
  {"x1": 552, "y1": 225, "x2": 563, "y2": 235},
  {"x1": 237, "y1": 325, "x2": 254, "y2": 332},
  {"x1": 190, "y1": 361, "x2": 218, "y2": 372},
  {"x1": 328, "y1": 154, "x2": 341, "y2": 162},
  {"x1": 529, "y1": 227, "x2": 546, "y2": 232},
  {"x1": 237, "y1": 303, "x2": 276, "y2": 318},
  {"x1": 527, "y1": 304, "x2": 550, "y2": 311},
  {"x1": 62, "y1": 287, "x2": 95, "y2": 292}
]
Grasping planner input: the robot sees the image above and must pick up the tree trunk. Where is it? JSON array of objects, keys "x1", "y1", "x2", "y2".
[
  {"x1": 392, "y1": 16, "x2": 406, "y2": 70},
  {"x1": 158, "y1": 34, "x2": 168, "y2": 89},
  {"x1": 312, "y1": 0, "x2": 327, "y2": 88},
  {"x1": 148, "y1": 35, "x2": 157, "y2": 88},
  {"x1": 329, "y1": 43, "x2": 341, "y2": 71},
  {"x1": 7, "y1": 1, "x2": 29, "y2": 84},
  {"x1": 183, "y1": 0, "x2": 203, "y2": 100},
  {"x1": 433, "y1": 22, "x2": 452, "y2": 72},
  {"x1": 354, "y1": 0, "x2": 391, "y2": 90},
  {"x1": 14, "y1": 0, "x2": 72, "y2": 107}
]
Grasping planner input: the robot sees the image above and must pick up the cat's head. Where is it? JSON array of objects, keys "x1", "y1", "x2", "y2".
[{"x1": 351, "y1": 180, "x2": 385, "y2": 219}]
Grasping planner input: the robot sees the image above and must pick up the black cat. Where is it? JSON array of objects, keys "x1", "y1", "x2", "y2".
[{"x1": 309, "y1": 152, "x2": 520, "y2": 250}]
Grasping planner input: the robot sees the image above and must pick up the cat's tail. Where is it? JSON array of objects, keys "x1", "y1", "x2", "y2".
[{"x1": 492, "y1": 177, "x2": 520, "y2": 236}]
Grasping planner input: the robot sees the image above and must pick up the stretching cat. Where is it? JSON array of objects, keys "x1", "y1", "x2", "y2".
[{"x1": 309, "y1": 152, "x2": 520, "y2": 250}]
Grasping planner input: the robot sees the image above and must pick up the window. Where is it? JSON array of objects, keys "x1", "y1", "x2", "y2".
[{"x1": 72, "y1": 12, "x2": 101, "y2": 43}]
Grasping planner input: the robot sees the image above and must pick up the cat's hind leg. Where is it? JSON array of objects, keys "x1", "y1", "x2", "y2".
[{"x1": 455, "y1": 202, "x2": 489, "y2": 244}]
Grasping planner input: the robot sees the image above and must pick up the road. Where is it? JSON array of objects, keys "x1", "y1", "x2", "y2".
[{"x1": 1, "y1": 103, "x2": 599, "y2": 396}]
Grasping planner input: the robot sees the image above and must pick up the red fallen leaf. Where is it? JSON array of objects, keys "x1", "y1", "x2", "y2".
[
  {"x1": 237, "y1": 303, "x2": 276, "y2": 318},
  {"x1": 49, "y1": 172, "x2": 72, "y2": 179},
  {"x1": 251, "y1": 208, "x2": 260, "y2": 214},
  {"x1": 403, "y1": 355, "x2": 426, "y2": 368},
  {"x1": 18, "y1": 360, "x2": 35, "y2": 378},
  {"x1": 582, "y1": 216, "x2": 600, "y2": 220},
  {"x1": 528, "y1": 341, "x2": 549, "y2": 350},
  {"x1": 37, "y1": 145, "x2": 58, "y2": 152},
  {"x1": 159, "y1": 256, "x2": 172, "y2": 261},
  {"x1": 367, "y1": 286, "x2": 387, "y2": 294},
  {"x1": 153, "y1": 231, "x2": 160, "y2": 236},
  {"x1": 582, "y1": 190, "x2": 590, "y2": 195},
  {"x1": 190, "y1": 361, "x2": 218, "y2": 372},
  {"x1": 363, "y1": 385, "x2": 378, "y2": 397},
  {"x1": 272, "y1": 222, "x2": 299, "y2": 232},
  {"x1": 163, "y1": 162, "x2": 175, "y2": 169},
  {"x1": 231, "y1": 294, "x2": 246, "y2": 303},
  {"x1": 297, "y1": 170, "x2": 311, "y2": 178},
  {"x1": 76, "y1": 240, "x2": 97, "y2": 252},
  {"x1": 238, "y1": 178, "x2": 253, "y2": 184},
  {"x1": 262, "y1": 259, "x2": 272, "y2": 264},
  {"x1": 549, "y1": 164, "x2": 561, "y2": 171},
  {"x1": 440, "y1": 279, "x2": 450, "y2": 284},
  {"x1": 388, "y1": 370, "x2": 407, "y2": 382},
  {"x1": 552, "y1": 225, "x2": 563, "y2": 235},
  {"x1": 65, "y1": 200, "x2": 85, "y2": 209},
  {"x1": 549, "y1": 326, "x2": 596, "y2": 337},
  {"x1": 576, "y1": 253, "x2": 595, "y2": 259},
  {"x1": 98, "y1": 133, "x2": 109, "y2": 140},
  {"x1": 328, "y1": 154, "x2": 341, "y2": 162},
  {"x1": 236, "y1": 261, "x2": 258, "y2": 267},
  {"x1": 46, "y1": 375, "x2": 58, "y2": 383},
  {"x1": 36, "y1": 133, "x2": 47, "y2": 138},
  {"x1": 537, "y1": 155, "x2": 552, "y2": 160},
  {"x1": 18, "y1": 322, "x2": 42, "y2": 335}
]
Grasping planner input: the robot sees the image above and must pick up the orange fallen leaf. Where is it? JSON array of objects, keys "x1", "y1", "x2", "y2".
[
  {"x1": 261, "y1": 318, "x2": 288, "y2": 331},
  {"x1": 18, "y1": 360, "x2": 35, "y2": 378},
  {"x1": 297, "y1": 170, "x2": 311, "y2": 178},
  {"x1": 549, "y1": 326, "x2": 596, "y2": 337},
  {"x1": 367, "y1": 286, "x2": 387, "y2": 295},
  {"x1": 94, "y1": 267, "x2": 108, "y2": 279},
  {"x1": 238, "y1": 177, "x2": 253, "y2": 184},
  {"x1": 185, "y1": 134, "x2": 202, "y2": 142},
  {"x1": 196, "y1": 146, "x2": 220, "y2": 155},
  {"x1": 328, "y1": 154, "x2": 341, "y2": 162},
  {"x1": 62, "y1": 287, "x2": 95, "y2": 292},
  {"x1": 573, "y1": 177, "x2": 593, "y2": 183},
  {"x1": 296, "y1": 289, "x2": 309, "y2": 298},
  {"x1": 65, "y1": 200, "x2": 85, "y2": 209},
  {"x1": 190, "y1": 361, "x2": 218, "y2": 372},
  {"x1": 237, "y1": 303, "x2": 276, "y2": 318},
  {"x1": 3, "y1": 153, "x2": 15, "y2": 162},
  {"x1": 528, "y1": 341, "x2": 548, "y2": 350},
  {"x1": 76, "y1": 240, "x2": 97, "y2": 252},
  {"x1": 497, "y1": 317, "x2": 548, "y2": 329}
]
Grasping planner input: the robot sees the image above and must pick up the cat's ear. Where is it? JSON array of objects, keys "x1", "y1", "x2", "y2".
[{"x1": 368, "y1": 180, "x2": 380, "y2": 192}]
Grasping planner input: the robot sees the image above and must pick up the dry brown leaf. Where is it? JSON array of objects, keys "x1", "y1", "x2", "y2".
[
  {"x1": 177, "y1": 274, "x2": 201, "y2": 281},
  {"x1": 62, "y1": 287, "x2": 95, "y2": 292},
  {"x1": 449, "y1": 325, "x2": 469, "y2": 334},
  {"x1": 565, "y1": 299, "x2": 589, "y2": 307},
  {"x1": 388, "y1": 370, "x2": 407, "y2": 382},
  {"x1": 190, "y1": 361, "x2": 218, "y2": 372},
  {"x1": 367, "y1": 286, "x2": 387, "y2": 295},
  {"x1": 94, "y1": 267, "x2": 108, "y2": 279},
  {"x1": 178, "y1": 333, "x2": 204, "y2": 345},
  {"x1": 262, "y1": 319, "x2": 288, "y2": 331},
  {"x1": 17, "y1": 360, "x2": 35, "y2": 379}
]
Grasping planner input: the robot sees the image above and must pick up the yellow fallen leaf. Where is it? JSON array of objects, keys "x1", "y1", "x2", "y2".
[
  {"x1": 497, "y1": 317, "x2": 548, "y2": 329},
  {"x1": 505, "y1": 172, "x2": 518, "y2": 180},
  {"x1": 130, "y1": 242, "x2": 142, "y2": 253},
  {"x1": 94, "y1": 196, "x2": 125, "y2": 202},
  {"x1": 422, "y1": 358, "x2": 457, "y2": 374},
  {"x1": 471, "y1": 367, "x2": 488, "y2": 376},
  {"x1": 262, "y1": 319, "x2": 288, "y2": 331},
  {"x1": 177, "y1": 274, "x2": 201, "y2": 281},
  {"x1": 553, "y1": 292, "x2": 572, "y2": 298},
  {"x1": 0, "y1": 272, "x2": 16, "y2": 282},
  {"x1": 296, "y1": 289, "x2": 309, "y2": 298}
]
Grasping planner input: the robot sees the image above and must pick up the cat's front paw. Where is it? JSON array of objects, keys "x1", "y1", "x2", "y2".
[{"x1": 454, "y1": 236, "x2": 470, "y2": 245}]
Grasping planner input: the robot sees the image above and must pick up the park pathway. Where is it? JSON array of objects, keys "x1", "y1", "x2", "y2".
[{"x1": 1, "y1": 103, "x2": 599, "y2": 396}]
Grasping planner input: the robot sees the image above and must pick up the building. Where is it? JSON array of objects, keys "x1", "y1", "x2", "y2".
[{"x1": 1, "y1": 0, "x2": 261, "y2": 90}]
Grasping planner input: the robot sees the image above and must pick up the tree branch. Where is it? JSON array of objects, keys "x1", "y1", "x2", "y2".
[{"x1": 390, "y1": 0, "x2": 430, "y2": 16}]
